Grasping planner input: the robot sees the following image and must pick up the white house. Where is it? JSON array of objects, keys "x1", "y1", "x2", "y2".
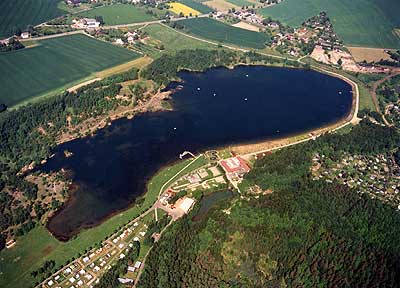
[
  {"x1": 115, "y1": 38, "x2": 124, "y2": 45},
  {"x1": 20, "y1": 32, "x2": 30, "y2": 39}
]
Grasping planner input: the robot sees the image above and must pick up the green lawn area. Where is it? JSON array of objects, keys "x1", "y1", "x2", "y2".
[
  {"x1": 0, "y1": 0, "x2": 65, "y2": 38},
  {"x1": 140, "y1": 23, "x2": 216, "y2": 57},
  {"x1": 76, "y1": 4, "x2": 155, "y2": 25},
  {"x1": 177, "y1": 17, "x2": 269, "y2": 49},
  {"x1": 0, "y1": 34, "x2": 139, "y2": 107},
  {"x1": 0, "y1": 155, "x2": 207, "y2": 288},
  {"x1": 177, "y1": 0, "x2": 214, "y2": 13},
  {"x1": 258, "y1": 0, "x2": 400, "y2": 48}
]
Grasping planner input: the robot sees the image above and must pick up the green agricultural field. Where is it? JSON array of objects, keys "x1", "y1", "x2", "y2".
[
  {"x1": 0, "y1": 34, "x2": 139, "y2": 107},
  {"x1": 177, "y1": 0, "x2": 214, "y2": 13},
  {"x1": 226, "y1": 0, "x2": 255, "y2": 8},
  {"x1": 177, "y1": 17, "x2": 269, "y2": 49},
  {"x1": 140, "y1": 23, "x2": 216, "y2": 57},
  {"x1": 258, "y1": 0, "x2": 400, "y2": 48},
  {"x1": 0, "y1": 0, "x2": 64, "y2": 38},
  {"x1": 76, "y1": 4, "x2": 155, "y2": 25},
  {"x1": 0, "y1": 155, "x2": 206, "y2": 288}
]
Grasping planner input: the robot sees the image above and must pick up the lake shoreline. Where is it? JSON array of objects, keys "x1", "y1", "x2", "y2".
[{"x1": 40, "y1": 64, "x2": 357, "y2": 240}]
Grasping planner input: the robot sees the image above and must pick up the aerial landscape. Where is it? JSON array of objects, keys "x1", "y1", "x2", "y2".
[{"x1": 0, "y1": 0, "x2": 399, "y2": 288}]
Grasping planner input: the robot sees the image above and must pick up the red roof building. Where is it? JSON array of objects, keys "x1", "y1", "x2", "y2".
[{"x1": 219, "y1": 156, "x2": 250, "y2": 176}]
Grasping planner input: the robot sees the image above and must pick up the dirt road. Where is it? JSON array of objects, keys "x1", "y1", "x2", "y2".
[{"x1": 370, "y1": 72, "x2": 400, "y2": 126}]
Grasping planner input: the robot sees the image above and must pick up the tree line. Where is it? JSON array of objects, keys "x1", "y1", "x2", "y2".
[
  {"x1": 138, "y1": 120, "x2": 400, "y2": 287},
  {"x1": 0, "y1": 68, "x2": 139, "y2": 247},
  {"x1": 142, "y1": 49, "x2": 306, "y2": 86}
]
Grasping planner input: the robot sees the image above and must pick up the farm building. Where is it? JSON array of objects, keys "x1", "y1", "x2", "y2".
[
  {"x1": 71, "y1": 18, "x2": 100, "y2": 29},
  {"x1": 176, "y1": 197, "x2": 196, "y2": 214}
]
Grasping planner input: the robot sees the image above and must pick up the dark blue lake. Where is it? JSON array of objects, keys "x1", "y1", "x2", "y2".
[{"x1": 41, "y1": 65, "x2": 353, "y2": 240}]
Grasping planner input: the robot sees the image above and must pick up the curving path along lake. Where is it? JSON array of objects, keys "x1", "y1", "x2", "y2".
[{"x1": 41, "y1": 65, "x2": 353, "y2": 240}]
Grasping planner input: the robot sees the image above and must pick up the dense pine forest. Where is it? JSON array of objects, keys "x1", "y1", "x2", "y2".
[{"x1": 138, "y1": 120, "x2": 400, "y2": 288}]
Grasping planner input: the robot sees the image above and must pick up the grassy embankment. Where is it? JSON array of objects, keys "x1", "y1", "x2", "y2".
[
  {"x1": 0, "y1": 34, "x2": 140, "y2": 107},
  {"x1": 258, "y1": 0, "x2": 400, "y2": 48},
  {"x1": 0, "y1": 155, "x2": 207, "y2": 288}
]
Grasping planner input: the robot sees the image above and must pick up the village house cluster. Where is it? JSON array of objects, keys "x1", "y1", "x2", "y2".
[
  {"x1": 312, "y1": 152, "x2": 400, "y2": 208},
  {"x1": 304, "y1": 11, "x2": 341, "y2": 51},
  {"x1": 114, "y1": 31, "x2": 140, "y2": 46},
  {"x1": 231, "y1": 9, "x2": 263, "y2": 26}
]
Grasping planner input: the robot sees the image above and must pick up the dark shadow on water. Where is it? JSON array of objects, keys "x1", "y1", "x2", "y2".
[{"x1": 39, "y1": 65, "x2": 353, "y2": 240}]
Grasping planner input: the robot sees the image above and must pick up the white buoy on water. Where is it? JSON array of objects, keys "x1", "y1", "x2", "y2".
[
  {"x1": 197, "y1": 87, "x2": 201, "y2": 91},
  {"x1": 245, "y1": 74, "x2": 249, "y2": 77},
  {"x1": 173, "y1": 127, "x2": 177, "y2": 130},
  {"x1": 213, "y1": 93, "x2": 216, "y2": 96},
  {"x1": 339, "y1": 91, "x2": 342, "y2": 94},
  {"x1": 244, "y1": 98, "x2": 248, "y2": 101}
]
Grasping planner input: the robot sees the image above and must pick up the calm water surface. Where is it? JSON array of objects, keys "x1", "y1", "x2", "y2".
[{"x1": 40, "y1": 66, "x2": 352, "y2": 240}]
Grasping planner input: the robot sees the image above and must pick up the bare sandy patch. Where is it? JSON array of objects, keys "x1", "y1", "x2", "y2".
[
  {"x1": 67, "y1": 78, "x2": 100, "y2": 92},
  {"x1": 347, "y1": 46, "x2": 393, "y2": 63},
  {"x1": 232, "y1": 21, "x2": 260, "y2": 32}
]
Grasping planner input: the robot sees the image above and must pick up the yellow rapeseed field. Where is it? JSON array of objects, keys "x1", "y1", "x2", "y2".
[{"x1": 169, "y1": 2, "x2": 201, "y2": 16}]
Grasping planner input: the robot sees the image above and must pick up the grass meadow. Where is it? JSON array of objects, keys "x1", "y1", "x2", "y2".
[
  {"x1": 75, "y1": 4, "x2": 155, "y2": 25},
  {"x1": 0, "y1": 34, "x2": 139, "y2": 107},
  {"x1": 0, "y1": 0, "x2": 64, "y2": 38},
  {"x1": 0, "y1": 155, "x2": 207, "y2": 288},
  {"x1": 177, "y1": 0, "x2": 214, "y2": 13},
  {"x1": 140, "y1": 23, "x2": 216, "y2": 57},
  {"x1": 258, "y1": 0, "x2": 400, "y2": 48},
  {"x1": 177, "y1": 17, "x2": 269, "y2": 49}
]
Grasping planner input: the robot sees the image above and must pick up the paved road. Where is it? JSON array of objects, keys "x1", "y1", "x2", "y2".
[{"x1": 19, "y1": 30, "x2": 86, "y2": 42}]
